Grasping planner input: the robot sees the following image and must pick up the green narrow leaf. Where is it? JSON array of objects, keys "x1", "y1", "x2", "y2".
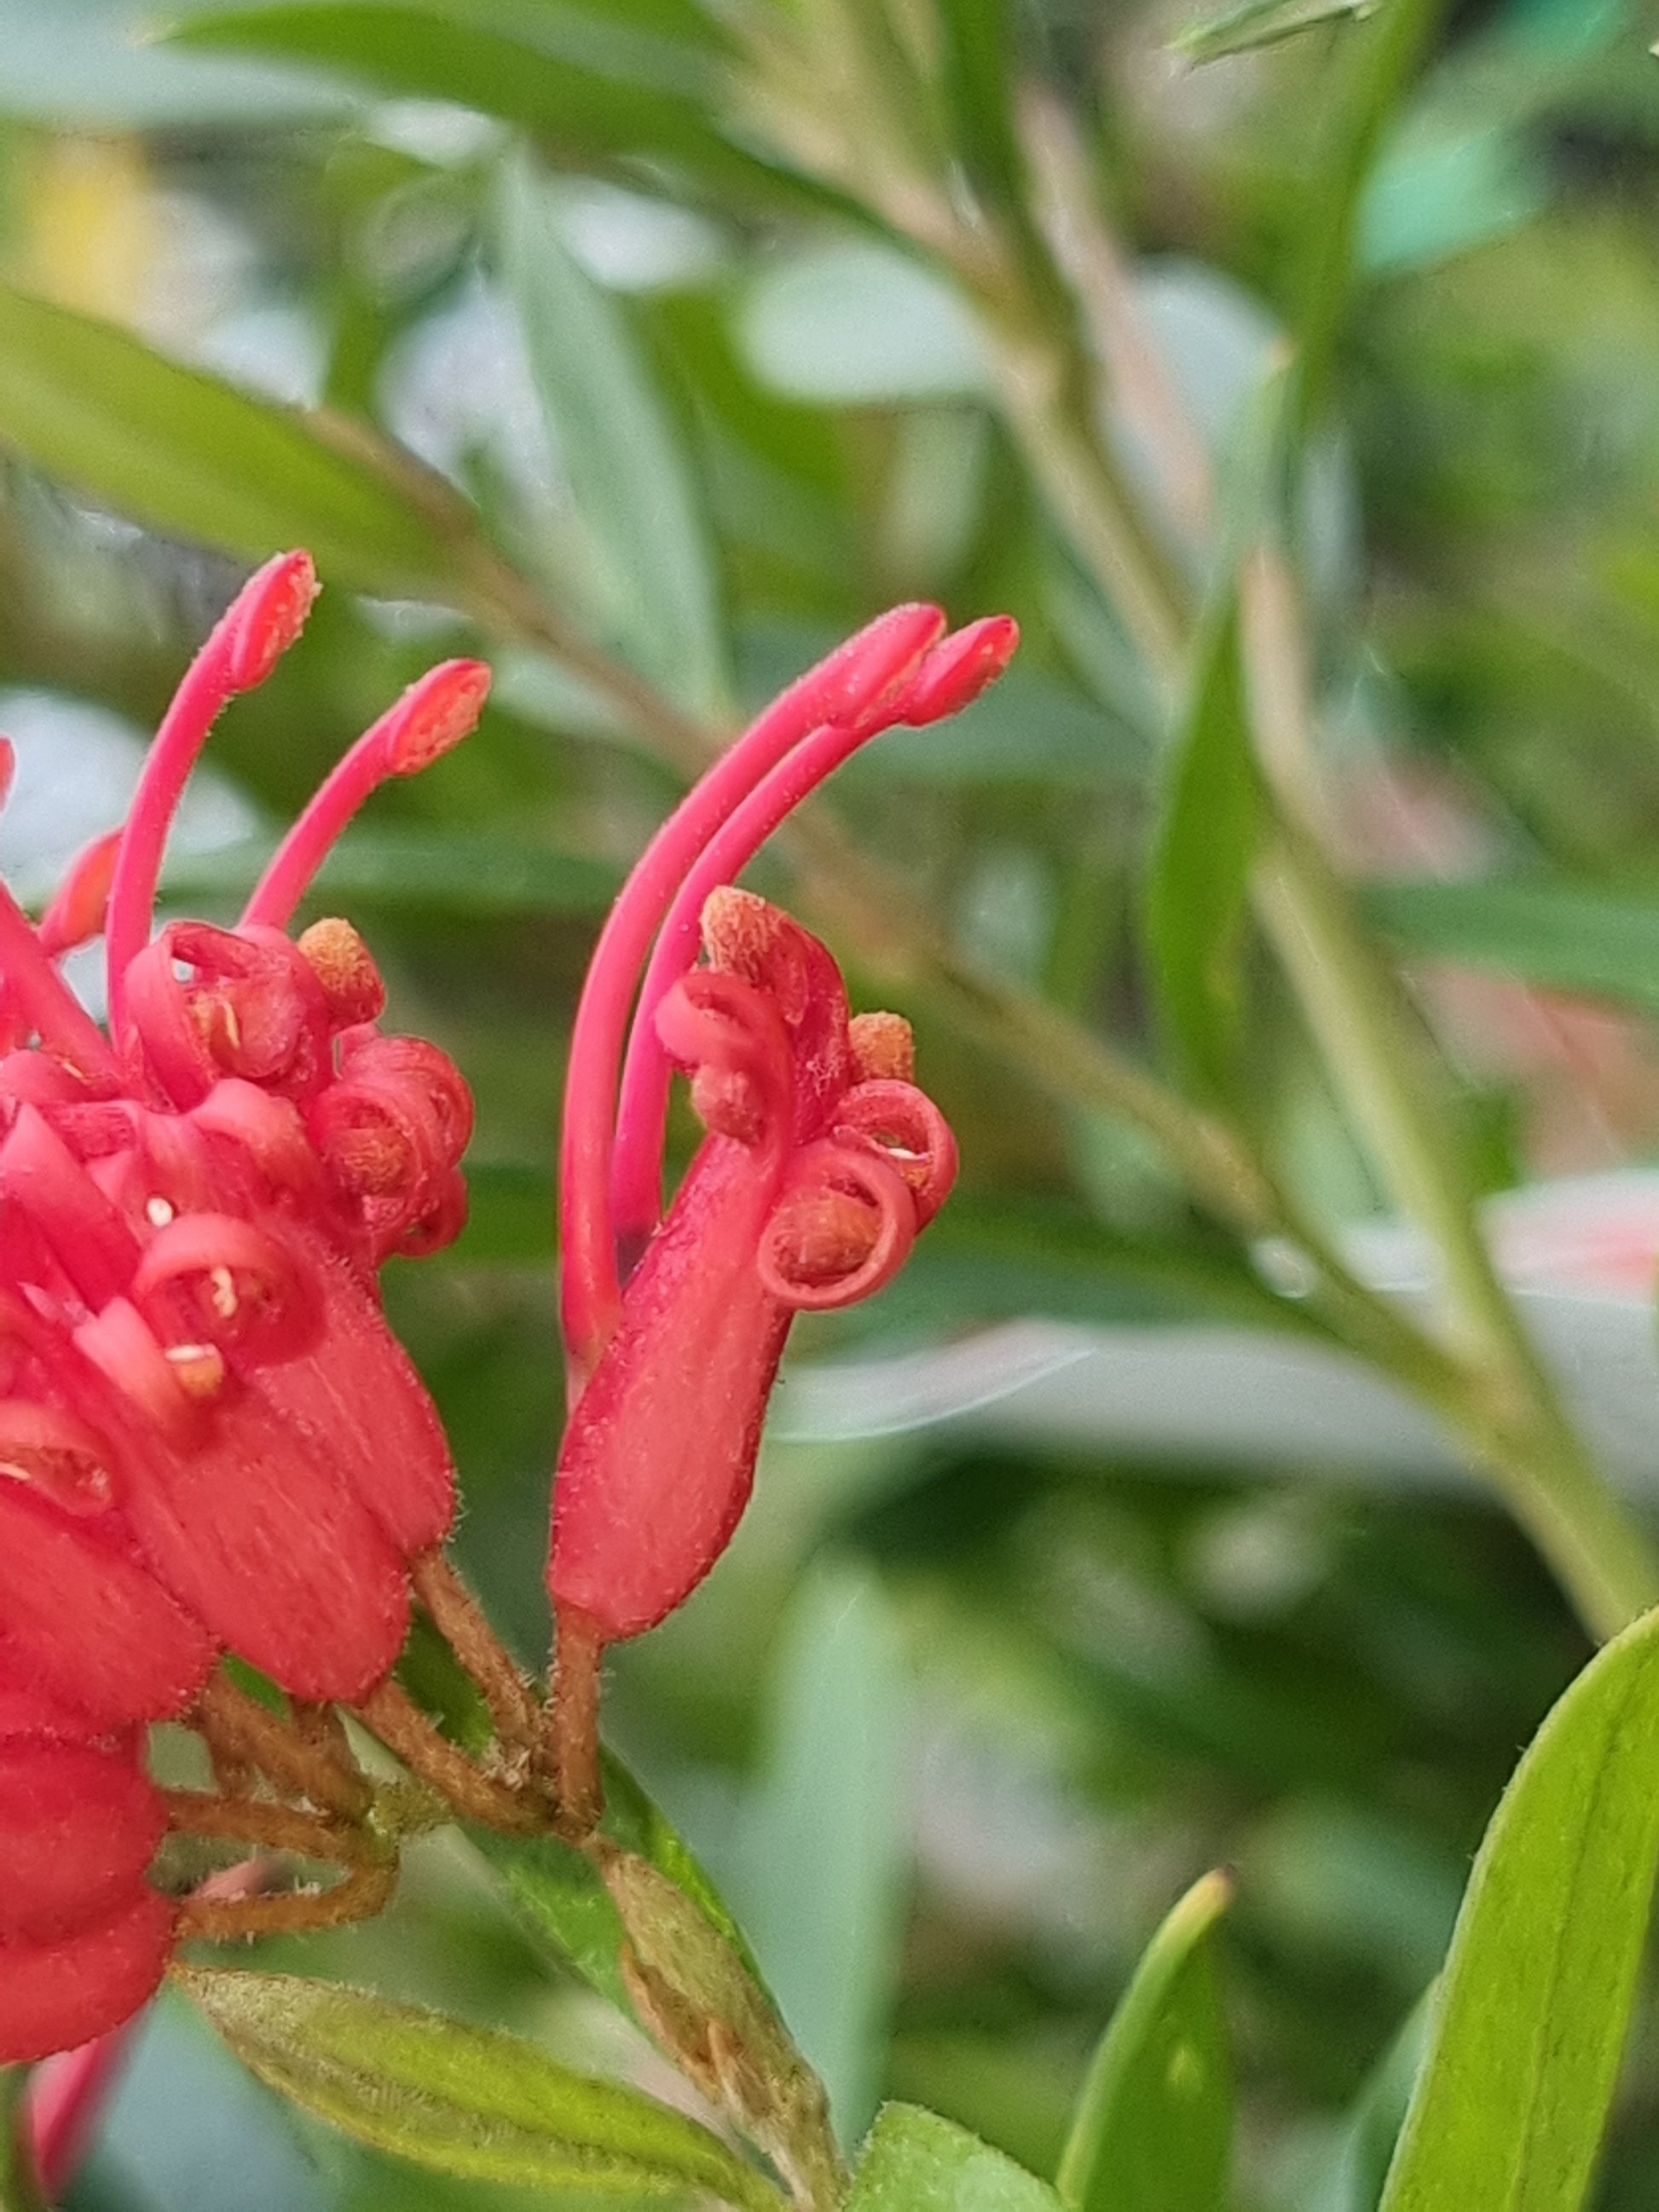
[
  {"x1": 178, "y1": 1969, "x2": 783, "y2": 2211},
  {"x1": 936, "y1": 0, "x2": 1022, "y2": 205},
  {"x1": 165, "y1": 3, "x2": 831, "y2": 216},
  {"x1": 1056, "y1": 1869, "x2": 1234, "y2": 2212},
  {"x1": 1379, "y1": 1604, "x2": 1659, "y2": 2212},
  {"x1": 0, "y1": 286, "x2": 476, "y2": 598},
  {"x1": 474, "y1": 1745, "x2": 766, "y2": 2015},
  {"x1": 1292, "y1": 0, "x2": 1442, "y2": 434},
  {"x1": 495, "y1": 153, "x2": 728, "y2": 718},
  {"x1": 735, "y1": 1565, "x2": 908, "y2": 2143},
  {"x1": 1306, "y1": 1995, "x2": 1431, "y2": 2212},
  {"x1": 1177, "y1": 0, "x2": 1381, "y2": 63},
  {"x1": 1143, "y1": 603, "x2": 1262, "y2": 1104},
  {"x1": 848, "y1": 2104, "x2": 1062, "y2": 2212},
  {"x1": 1361, "y1": 876, "x2": 1659, "y2": 1019}
]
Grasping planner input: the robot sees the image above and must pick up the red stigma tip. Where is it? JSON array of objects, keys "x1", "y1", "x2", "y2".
[
  {"x1": 0, "y1": 738, "x2": 14, "y2": 812},
  {"x1": 384, "y1": 661, "x2": 491, "y2": 775},
  {"x1": 221, "y1": 552, "x2": 320, "y2": 693},
  {"x1": 901, "y1": 615, "x2": 1019, "y2": 725},
  {"x1": 812, "y1": 604, "x2": 947, "y2": 731}
]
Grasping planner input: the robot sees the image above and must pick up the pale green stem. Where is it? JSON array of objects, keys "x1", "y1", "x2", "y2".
[{"x1": 1256, "y1": 827, "x2": 1659, "y2": 1638}]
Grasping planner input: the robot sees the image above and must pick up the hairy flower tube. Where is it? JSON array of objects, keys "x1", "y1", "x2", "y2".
[
  {"x1": 0, "y1": 552, "x2": 485, "y2": 2059},
  {"x1": 546, "y1": 604, "x2": 1016, "y2": 1813}
]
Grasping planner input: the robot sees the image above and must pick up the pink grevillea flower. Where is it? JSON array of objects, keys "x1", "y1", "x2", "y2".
[
  {"x1": 548, "y1": 604, "x2": 1016, "y2": 1649},
  {"x1": 0, "y1": 552, "x2": 483, "y2": 1710},
  {"x1": 0, "y1": 550, "x2": 485, "y2": 2063}
]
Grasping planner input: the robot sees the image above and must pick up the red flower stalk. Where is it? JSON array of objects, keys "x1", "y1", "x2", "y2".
[
  {"x1": 547, "y1": 608, "x2": 1016, "y2": 1707},
  {"x1": 0, "y1": 552, "x2": 487, "y2": 2059}
]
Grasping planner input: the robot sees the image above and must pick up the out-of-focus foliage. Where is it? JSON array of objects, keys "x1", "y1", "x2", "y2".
[{"x1": 8, "y1": 0, "x2": 1659, "y2": 2206}]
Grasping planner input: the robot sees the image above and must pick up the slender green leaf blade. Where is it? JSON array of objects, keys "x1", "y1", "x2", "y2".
[
  {"x1": 937, "y1": 0, "x2": 1022, "y2": 203},
  {"x1": 1056, "y1": 1870, "x2": 1233, "y2": 2212},
  {"x1": 1306, "y1": 1995, "x2": 1431, "y2": 2212},
  {"x1": 1144, "y1": 602, "x2": 1262, "y2": 1103},
  {"x1": 165, "y1": 3, "x2": 824, "y2": 211},
  {"x1": 0, "y1": 286, "x2": 473, "y2": 597},
  {"x1": 497, "y1": 154, "x2": 727, "y2": 718},
  {"x1": 1379, "y1": 1606, "x2": 1659, "y2": 2212},
  {"x1": 1292, "y1": 0, "x2": 1441, "y2": 433},
  {"x1": 849, "y1": 2105, "x2": 1061, "y2": 2212},
  {"x1": 1178, "y1": 0, "x2": 1380, "y2": 63},
  {"x1": 736, "y1": 1565, "x2": 908, "y2": 2143},
  {"x1": 178, "y1": 1969, "x2": 783, "y2": 2210},
  {"x1": 1361, "y1": 876, "x2": 1659, "y2": 1019}
]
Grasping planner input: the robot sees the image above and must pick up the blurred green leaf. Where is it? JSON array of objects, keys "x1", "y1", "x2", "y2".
[
  {"x1": 0, "y1": 286, "x2": 476, "y2": 597},
  {"x1": 1144, "y1": 604, "x2": 1261, "y2": 1104},
  {"x1": 474, "y1": 1748, "x2": 765, "y2": 2016},
  {"x1": 496, "y1": 153, "x2": 727, "y2": 718},
  {"x1": 847, "y1": 2105, "x2": 1061, "y2": 2212},
  {"x1": 0, "y1": 0, "x2": 346, "y2": 126},
  {"x1": 1056, "y1": 1869, "x2": 1233, "y2": 2212},
  {"x1": 735, "y1": 1564, "x2": 907, "y2": 2145},
  {"x1": 449, "y1": 1163, "x2": 556, "y2": 1265},
  {"x1": 1361, "y1": 875, "x2": 1659, "y2": 1018},
  {"x1": 178, "y1": 1968, "x2": 783, "y2": 2209},
  {"x1": 160, "y1": 829, "x2": 619, "y2": 916},
  {"x1": 877, "y1": 1193, "x2": 1334, "y2": 1337},
  {"x1": 1294, "y1": 0, "x2": 1441, "y2": 435},
  {"x1": 1379, "y1": 1605, "x2": 1659, "y2": 2212},
  {"x1": 737, "y1": 242, "x2": 987, "y2": 405},
  {"x1": 1177, "y1": 0, "x2": 1380, "y2": 64},
  {"x1": 936, "y1": 0, "x2": 1021, "y2": 204},
  {"x1": 165, "y1": 2, "x2": 827, "y2": 212},
  {"x1": 1304, "y1": 1996, "x2": 1431, "y2": 2212},
  {"x1": 1359, "y1": 119, "x2": 1547, "y2": 274}
]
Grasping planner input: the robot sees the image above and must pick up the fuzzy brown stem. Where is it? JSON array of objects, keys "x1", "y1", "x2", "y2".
[
  {"x1": 548, "y1": 1607, "x2": 604, "y2": 1841},
  {"x1": 289, "y1": 1698, "x2": 358, "y2": 1772},
  {"x1": 412, "y1": 1549, "x2": 544, "y2": 1747},
  {"x1": 161, "y1": 1789, "x2": 369, "y2": 1865},
  {"x1": 355, "y1": 1678, "x2": 546, "y2": 1831},
  {"x1": 195, "y1": 1672, "x2": 370, "y2": 1822},
  {"x1": 176, "y1": 1856, "x2": 399, "y2": 1942}
]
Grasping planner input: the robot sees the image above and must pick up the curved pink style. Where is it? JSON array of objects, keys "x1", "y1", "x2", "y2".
[{"x1": 548, "y1": 610, "x2": 1016, "y2": 1645}]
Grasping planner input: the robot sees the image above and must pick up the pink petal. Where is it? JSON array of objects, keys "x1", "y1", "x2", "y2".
[
  {"x1": 0, "y1": 1889, "x2": 174, "y2": 2065},
  {"x1": 0, "y1": 1741, "x2": 166, "y2": 1943}
]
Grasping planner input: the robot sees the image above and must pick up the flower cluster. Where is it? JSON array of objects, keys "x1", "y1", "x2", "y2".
[
  {"x1": 0, "y1": 554, "x2": 1016, "y2": 2071},
  {"x1": 547, "y1": 604, "x2": 1016, "y2": 1682},
  {"x1": 0, "y1": 553, "x2": 483, "y2": 2061}
]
